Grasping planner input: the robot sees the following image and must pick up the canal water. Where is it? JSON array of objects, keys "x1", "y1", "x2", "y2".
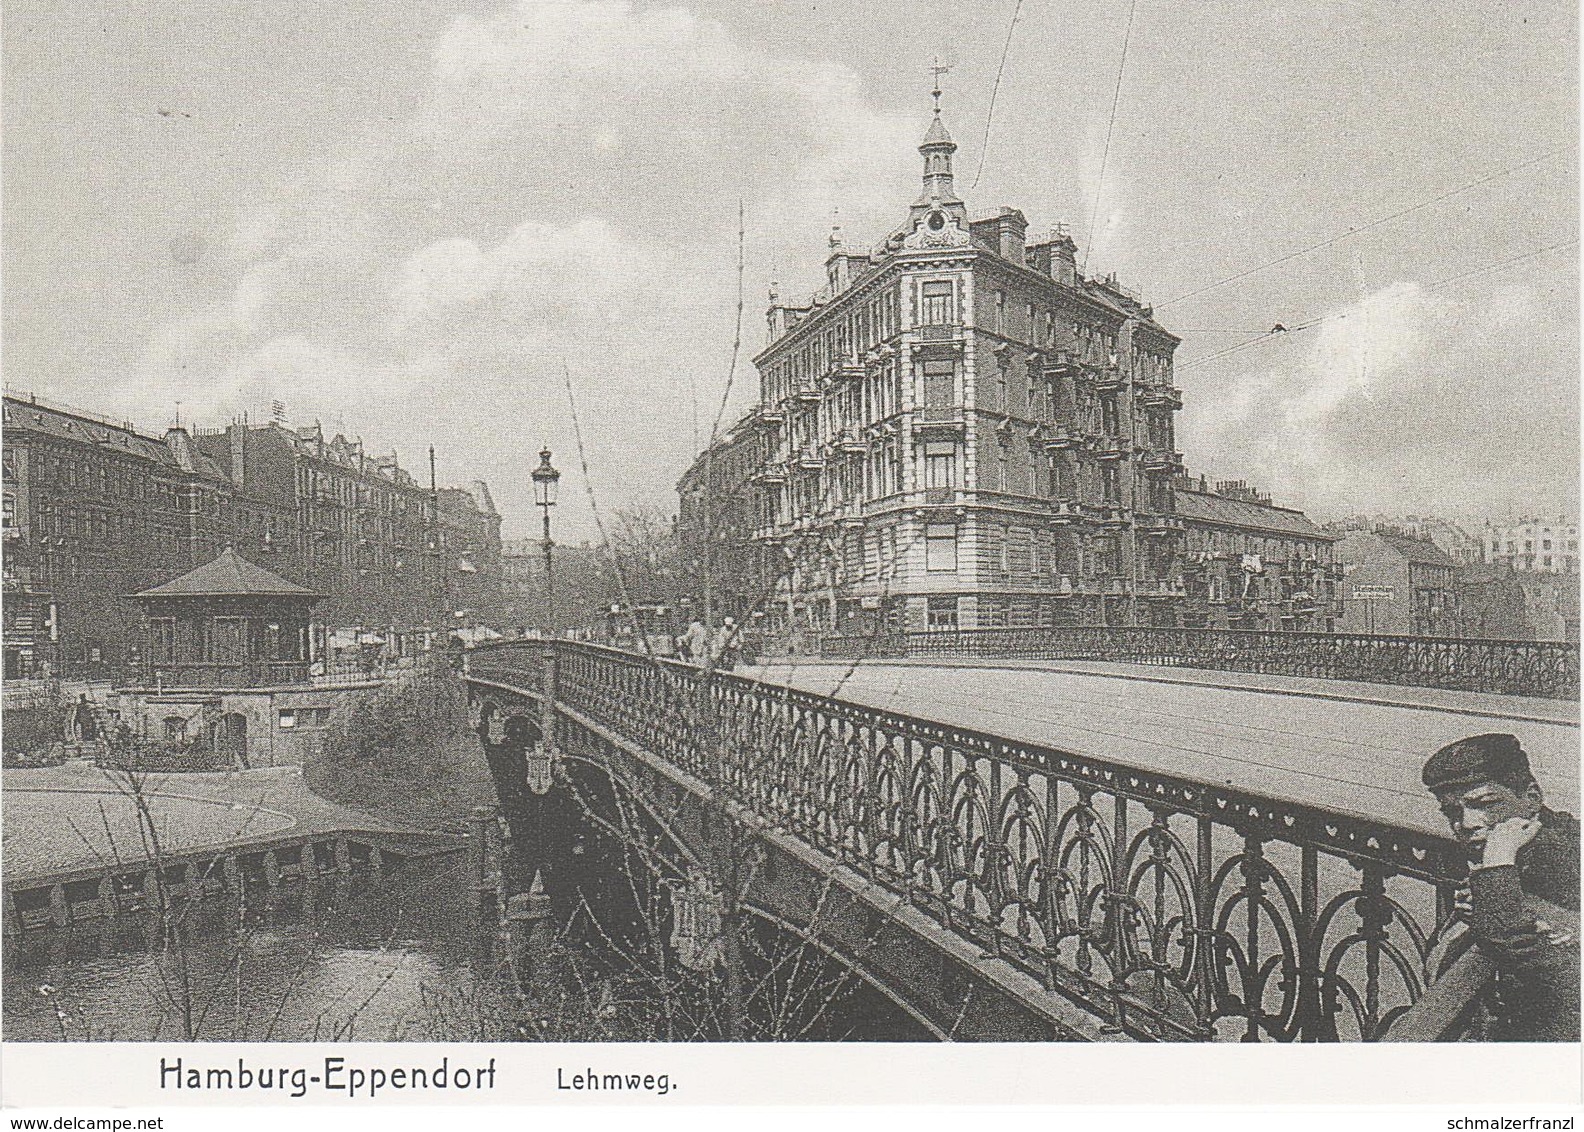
[
  {"x1": 5, "y1": 851, "x2": 931, "y2": 1042},
  {"x1": 5, "y1": 855, "x2": 510, "y2": 1042}
]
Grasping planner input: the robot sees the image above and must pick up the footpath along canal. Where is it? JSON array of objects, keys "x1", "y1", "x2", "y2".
[
  {"x1": 3, "y1": 761, "x2": 505, "y2": 1041},
  {"x1": 3, "y1": 754, "x2": 930, "y2": 1042}
]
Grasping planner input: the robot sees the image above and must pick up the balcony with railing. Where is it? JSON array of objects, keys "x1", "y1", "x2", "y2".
[
  {"x1": 914, "y1": 405, "x2": 967, "y2": 433},
  {"x1": 1095, "y1": 435, "x2": 1130, "y2": 461},
  {"x1": 1142, "y1": 448, "x2": 1184, "y2": 475},
  {"x1": 1041, "y1": 424, "x2": 1080, "y2": 450},
  {"x1": 1136, "y1": 512, "x2": 1185, "y2": 535},
  {"x1": 834, "y1": 430, "x2": 869, "y2": 454},
  {"x1": 136, "y1": 659, "x2": 311, "y2": 689},
  {"x1": 1042, "y1": 350, "x2": 1082, "y2": 377},
  {"x1": 751, "y1": 461, "x2": 788, "y2": 485},
  {"x1": 1136, "y1": 577, "x2": 1188, "y2": 599},
  {"x1": 1138, "y1": 383, "x2": 1184, "y2": 410},
  {"x1": 746, "y1": 403, "x2": 786, "y2": 430},
  {"x1": 826, "y1": 358, "x2": 866, "y2": 384},
  {"x1": 914, "y1": 323, "x2": 964, "y2": 343}
]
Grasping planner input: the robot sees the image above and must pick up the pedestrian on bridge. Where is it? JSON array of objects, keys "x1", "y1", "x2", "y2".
[
  {"x1": 711, "y1": 617, "x2": 739, "y2": 671},
  {"x1": 1422, "y1": 733, "x2": 1579, "y2": 1041},
  {"x1": 682, "y1": 619, "x2": 709, "y2": 665}
]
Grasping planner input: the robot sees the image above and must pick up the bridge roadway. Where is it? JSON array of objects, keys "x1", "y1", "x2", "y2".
[
  {"x1": 466, "y1": 642, "x2": 1577, "y2": 1040},
  {"x1": 740, "y1": 657, "x2": 1580, "y2": 837}
]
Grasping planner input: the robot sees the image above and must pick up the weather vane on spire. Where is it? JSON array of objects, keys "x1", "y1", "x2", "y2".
[{"x1": 929, "y1": 57, "x2": 951, "y2": 114}]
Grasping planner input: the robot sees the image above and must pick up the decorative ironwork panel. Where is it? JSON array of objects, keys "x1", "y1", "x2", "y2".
[
  {"x1": 821, "y1": 626, "x2": 1579, "y2": 700},
  {"x1": 468, "y1": 640, "x2": 1472, "y2": 1041}
]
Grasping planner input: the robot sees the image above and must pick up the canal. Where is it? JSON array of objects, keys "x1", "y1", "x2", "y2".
[
  {"x1": 5, "y1": 854, "x2": 508, "y2": 1042},
  {"x1": 6, "y1": 849, "x2": 933, "y2": 1043}
]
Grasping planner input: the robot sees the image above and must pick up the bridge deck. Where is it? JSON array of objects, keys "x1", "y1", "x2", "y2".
[{"x1": 744, "y1": 660, "x2": 1580, "y2": 838}]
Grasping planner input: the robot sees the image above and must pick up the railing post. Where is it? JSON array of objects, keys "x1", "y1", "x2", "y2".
[
  {"x1": 472, "y1": 804, "x2": 499, "y2": 914},
  {"x1": 1295, "y1": 844, "x2": 1325, "y2": 1041},
  {"x1": 540, "y1": 643, "x2": 559, "y2": 757},
  {"x1": 1193, "y1": 816, "x2": 1217, "y2": 1034}
]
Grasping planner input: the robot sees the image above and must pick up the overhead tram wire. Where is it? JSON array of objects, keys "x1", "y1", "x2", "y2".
[
  {"x1": 1174, "y1": 234, "x2": 1579, "y2": 375},
  {"x1": 971, "y1": 0, "x2": 1026, "y2": 191},
  {"x1": 1081, "y1": 0, "x2": 1141, "y2": 275},
  {"x1": 1155, "y1": 146, "x2": 1570, "y2": 311}
]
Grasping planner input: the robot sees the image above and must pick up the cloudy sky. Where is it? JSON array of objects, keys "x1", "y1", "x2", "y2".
[{"x1": 4, "y1": 0, "x2": 1576, "y2": 539}]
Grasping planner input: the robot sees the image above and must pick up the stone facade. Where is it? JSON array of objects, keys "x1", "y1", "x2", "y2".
[
  {"x1": 2, "y1": 392, "x2": 501, "y2": 678},
  {"x1": 1482, "y1": 517, "x2": 1579, "y2": 575},
  {"x1": 681, "y1": 97, "x2": 1194, "y2": 633},
  {"x1": 1174, "y1": 478, "x2": 1342, "y2": 631},
  {"x1": 1334, "y1": 530, "x2": 1460, "y2": 636}
]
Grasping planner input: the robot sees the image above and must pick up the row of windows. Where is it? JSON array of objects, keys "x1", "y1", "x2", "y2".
[
  {"x1": 1494, "y1": 539, "x2": 1577, "y2": 553},
  {"x1": 279, "y1": 707, "x2": 333, "y2": 729},
  {"x1": 982, "y1": 282, "x2": 1173, "y2": 378},
  {"x1": 765, "y1": 285, "x2": 903, "y2": 403}
]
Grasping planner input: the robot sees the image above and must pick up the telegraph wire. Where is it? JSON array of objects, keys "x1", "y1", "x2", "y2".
[
  {"x1": 1081, "y1": 0, "x2": 1141, "y2": 275},
  {"x1": 1175, "y1": 234, "x2": 1578, "y2": 374},
  {"x1": 1156, "y1": 146, "x2": 1570, "y2": 310},
  {"x1": 971, "y1": 0, "x2": 1027, "y2": 191},
  {"x1": 1424, "y1": 234, "x2": 1577, "y2": 293}
]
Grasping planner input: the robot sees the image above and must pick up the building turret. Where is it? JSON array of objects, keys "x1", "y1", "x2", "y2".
[{"x1": 910, "y1": 83, "x2": 967, "y2": 225}]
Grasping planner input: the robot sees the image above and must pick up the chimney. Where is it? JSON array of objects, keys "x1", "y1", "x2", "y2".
[
  {"x1": 227, "y1": 421, "x2": 246, "y2": 488},
  {"x1": 1030, "y1": 225, "x2": 1078, "y2": 288},
  {"x1": 995, "y1": 207, "x2": 1027, "y2": 263}
]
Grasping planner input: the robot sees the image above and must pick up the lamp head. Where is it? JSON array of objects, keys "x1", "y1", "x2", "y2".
[{"x1": 531, "y1": 448, "x2": 561, "y2": 507}]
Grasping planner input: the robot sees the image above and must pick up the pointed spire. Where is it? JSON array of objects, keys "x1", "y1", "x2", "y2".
[{"x1": 915, "y1": 64, "x2": 963, "y2": 211}]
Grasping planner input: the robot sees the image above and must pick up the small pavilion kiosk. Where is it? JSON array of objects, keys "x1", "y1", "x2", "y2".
[
  {"x1": 130, "y1": 547, "x2": 321, "y2": 689},
  {"x1": 114, "y1": 549, "x2": 362, "y2": 768}
]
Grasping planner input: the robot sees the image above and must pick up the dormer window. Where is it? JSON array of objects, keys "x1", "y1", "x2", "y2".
[{"x1": 926, "y1": 210, "x2": 946, "y2": 232}]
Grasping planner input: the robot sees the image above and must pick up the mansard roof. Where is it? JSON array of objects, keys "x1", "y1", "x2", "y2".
[{"x1": 1175, "y1": 488, "x2": 1335, "y2": 540}]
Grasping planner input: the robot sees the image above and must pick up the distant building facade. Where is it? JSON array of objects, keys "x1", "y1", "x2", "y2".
[
  {"x1": 1329, "y1": 515, "x2": 1483, "y2": 567},
  {"x1": 682, "y1": 95, "x2": 1191, "y2": 633},
  {"x1": 2, "y1": 392, "x2": 502, "y2": 678},
  {"x1": 1482, "y1": 517, "x2": 1578, "y2": 574},
  {"x1": 1334, "y1": 529, "x2": 1459, "y2": 636},
  {"x1": 1174, "y1": 476, "x2": 1341, "y2": 631},
  {"x1": 1454, "y1": 565, "x2": 1531, "y2": 640},
  {"x1": 500, "y1": 538, "x2": 618, "y2": 632},
  {"x1": 677, "y1": 417, "x2": 777, "y2": 625},
  {"x1": 1457, "y1": 565, "x2": 1580, "y2": 642}
]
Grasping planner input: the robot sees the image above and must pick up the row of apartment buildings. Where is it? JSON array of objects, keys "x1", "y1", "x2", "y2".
[
  {"x1": 678, "y1": 98, "x2": 1346, "y2": 635},
  {"x1": 1330, "y1": 514, "x2": 1579, "y2": 575},
  {"x1": 2, "y1": 392, "x2": 505, "y2": 678}
]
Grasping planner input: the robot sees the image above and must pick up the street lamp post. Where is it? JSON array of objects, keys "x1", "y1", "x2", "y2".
[{"x1": 531, "y1": 448, "x2": 561, "y2": 633}]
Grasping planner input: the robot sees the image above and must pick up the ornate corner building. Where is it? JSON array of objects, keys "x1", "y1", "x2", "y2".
[{"x1": 677, "y1": 96, "x2": 1340, "y2": 634}]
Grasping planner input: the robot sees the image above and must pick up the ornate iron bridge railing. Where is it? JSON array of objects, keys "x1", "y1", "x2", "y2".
[
  {"x1": 468, "y1": 640, "x2": 1475, "y2": 1042},
  {"x1": 818, "y1": 626, "x2": 1580, "y2": 700}
]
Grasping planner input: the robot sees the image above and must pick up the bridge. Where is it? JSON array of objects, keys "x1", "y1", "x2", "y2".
[{"x1": 461, "y1": 632, "x2": 1579, "y2": 1042}]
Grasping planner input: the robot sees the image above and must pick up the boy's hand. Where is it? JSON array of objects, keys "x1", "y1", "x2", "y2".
[{"x1": 1477, "y1": 816, "x2": 1542, "y2": 868}]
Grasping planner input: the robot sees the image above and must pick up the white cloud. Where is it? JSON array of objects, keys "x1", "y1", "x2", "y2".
[
  {"x1": 132, "y1": 0, "x2": 923, "y2": 538},
  {"x1": 1292, "y1": 281, "x2": 1427, "y2": 420},
  {"x1": 1186, "y1": 272, "x2": 1577, "y2": 521}
]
